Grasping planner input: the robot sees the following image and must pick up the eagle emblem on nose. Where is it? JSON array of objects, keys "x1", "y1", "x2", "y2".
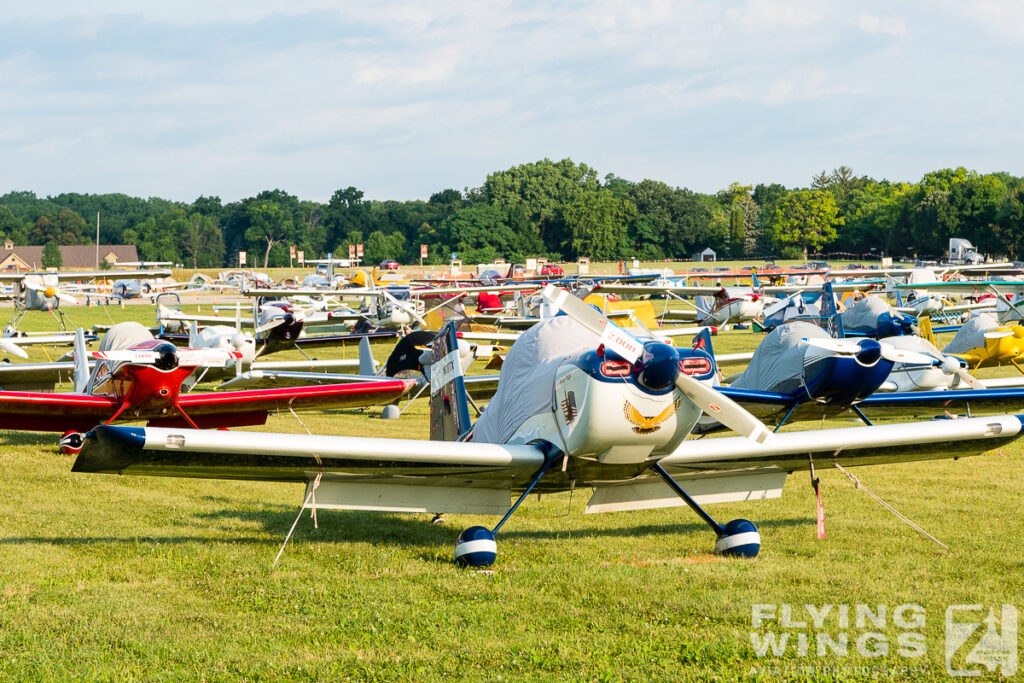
[{"x1": 623, "y1": 396, "x2": 680, "y2": 434}]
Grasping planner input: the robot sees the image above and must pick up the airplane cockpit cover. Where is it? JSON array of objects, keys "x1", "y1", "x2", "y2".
[
  {"x1": 841, "y1": 296, "x2": 895, "y2": 331},
  {"x1": 729, "y1": 321, "x2": 830, "y2": 394},
  {"x1": 99, "y1": 321, "x2": 154, "y2": 351},
  {"x1": 472, "y1": 315, "x2": 599, "y2": 444},
  {"x1": 943, "y1": 313, "x2": 998, "y2": 354}
]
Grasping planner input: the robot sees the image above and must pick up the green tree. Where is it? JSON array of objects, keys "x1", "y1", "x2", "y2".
[
  {"x1": 246, "y1": 201, "x2": 295, "y2": 268},
  {"x1": 729, "y1": 208, "x2": 745, "y2": 258},
  {"x1": 30, "y1": 209, "x2": 89, "y2": 245},
  {"x1": 484, "y1": 158, "x2": 598, "y2": 254},
  {"x1": 181, "y1": 213, "x2": 225, "y2": 268},
  {"x1": 325, "y1": 187, "x2": 372, "y2": 250},
  {"x1": 363, "y1": 230, "x2": 405, "y2": 266},
  {"x1": 439, "y1": 204, "x2": 536, "y2": 264},
  {"x1": 995, "y1": 188, "x2": 1024, "y2": 259},
  {"x1": 765, "y1": 190, "x2": 842, "y2": 259},
  {"x1": 564, "y1": 189, "x2": 636, "y2": 260},
  {"x1": 41, "y1": 240, "x2": 62, "y2": 268},
  {"x1": 0, "y1": 205, "x2": 21, "y2": 239}
]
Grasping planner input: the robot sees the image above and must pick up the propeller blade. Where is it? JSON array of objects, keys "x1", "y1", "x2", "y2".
[
  {"x1": 55, "y1": 290, "x2": 79, "y2": 305},
  {"x1": 954, "y1": 366, "x2": 986, "y2": 389},
  {"x1": 801, "y1": 337, "x2": 862, "y2": 355},
  {"x1": 675, "y1": 372, "x2": 773, "y2": 444},
  {"x1": 542, "y1": 284, "x2": 643, "y2": 362},
  {"x1": 255, "y1": 317, "x2": 286, "y2": 335},
  {"x1": 177, "y1": 349, "x2": 243, "y2": 367},
  {"x1": 877, "y1": 346, "x2": 942, "y2": 366},
  {"x1": 984, "y1": 329, "x2": 1014, "y2": 339},
  {"x1": 0, "y1": 339, "x2": 29, "y2": 359},
  {"x1": 91, "y1": 350, "x2": 160, "y2": 363}
]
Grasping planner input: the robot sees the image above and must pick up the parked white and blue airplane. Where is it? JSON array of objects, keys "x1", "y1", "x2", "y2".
[{"x1": 71, "y1": 285, "x2": 1024, "y2": 567}]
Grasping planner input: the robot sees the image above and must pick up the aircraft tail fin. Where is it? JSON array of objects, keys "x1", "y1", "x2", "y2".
[
  {"x1": 73, "y1": 327, "x2": 89, "y2": 394},
  {"x1": 429, "y1": 323, "x2": 472, "y2": 441},
  {"x1": 751, "y1": 267, "x2": 760, "y2": 289},
  {"x1": 821, "y1": 281, "x2": 845, "y2": 338},
  {"x1": 358, "y1": 335, "x2": 378, "y2": 376},
  {"x1": 886, "y1": 275, "x2": 904, "y2": 307},
  {"x1": 918, "y1": 315, "x2": 936, "y2": 346}
]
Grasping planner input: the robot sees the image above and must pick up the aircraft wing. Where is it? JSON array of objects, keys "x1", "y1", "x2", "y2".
[
  {"x1": 761, "y1": 281, "x2": 880, "y2": 294},
  {"x1": 858, "y1": 387, "x2": 1024, "y2": 420},
  {"x1": 217, "y1": 370, "x2": 499, "y2": 400},
  {"x1": 158, "y1": 312, "x2": 257, "y2": 327},
  {"x1": 243, "y1": 287, "x2": 383, "y2": 299},
  {"x1": 168, "y1": 380, "x2": 416, "y2": 427},
  {"x1": 216, "y1": 371, "x2": 375, "y2": 391},
  {"x1": 592, "y1": 283, "x2": 722, "y2": 296},
  {"x1": 292, "y1": 331, "x2": 399, "y2": 348},
  {"x1": 74, "y1": 426, "x2": 547, "y2": 505},
  {"x1": 895, "y1": 281, "x2": 1024, "y2": 295},
  {"x1": 0, "y1": 361, "x2": 96, "y2": 391},
  {"x1": 0, "y1": 391, "x2": 119, "y2": 431},
  {"x1": 2, "y1": 332, "x2": 99, "y2": 346},
  {"x1": 73, "y1": 415, "x2": 1022, "y2": 510},
  {"x1": 410, "y1": 284, "x2": 541, "y2": 296},
  {"x1": 660, "y1": 414, "x2": 1022, "y2": 474}
]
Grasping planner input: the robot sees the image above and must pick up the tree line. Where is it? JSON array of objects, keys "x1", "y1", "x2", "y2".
[{"x1": 2, "y1": 160, "x2": 1023, "y2": 268}]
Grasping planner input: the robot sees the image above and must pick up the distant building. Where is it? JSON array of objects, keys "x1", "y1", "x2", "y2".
[
  {"x1": 697, "y1": 247, "x2": 717, "y2": 262},
  {"x1": 0, "y1": 240, "x2": 139, "y2": 271}
]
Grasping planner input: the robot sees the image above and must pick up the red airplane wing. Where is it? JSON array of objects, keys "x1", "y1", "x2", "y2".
[
  {"x1": 0, "y1": 392, "x2": 119, "y2": 432},
  {"x1": 166, "y1": 379, "x2": 416, "y2": 429}
]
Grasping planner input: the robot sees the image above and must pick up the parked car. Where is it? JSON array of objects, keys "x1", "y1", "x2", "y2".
[
  {"x1": 539, "y1": 263, "x2": 565, "y2": 277},
  {"x1": 379, "y1": 259, "x2": 399, "y2": 270}
]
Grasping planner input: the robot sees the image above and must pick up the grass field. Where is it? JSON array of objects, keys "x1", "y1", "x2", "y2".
[{"x1": 1, "y1": 297, "x2": 1022, "y2": 681}]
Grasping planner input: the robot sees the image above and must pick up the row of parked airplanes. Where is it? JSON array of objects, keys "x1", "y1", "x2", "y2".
[{"x1": 6, "y1": 260, "x2": 1024, "y2": 567}]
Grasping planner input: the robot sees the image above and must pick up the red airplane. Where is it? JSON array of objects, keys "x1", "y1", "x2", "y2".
[{"x1": 0, "y1": 329, "x2": 413, "y2": 453}]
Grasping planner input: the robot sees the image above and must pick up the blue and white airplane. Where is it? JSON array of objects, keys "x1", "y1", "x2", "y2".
[{"x1": 70, "y1": 285, "x2": 1024, "y2": 567}]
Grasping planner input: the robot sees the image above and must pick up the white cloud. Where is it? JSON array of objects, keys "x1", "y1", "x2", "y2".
[
  {"x1": 0, "y1": 1, "x2": 1022, "y2": 201},
  {"x1": 858, "y1": 13, "x2": 909, "y2": 39}
]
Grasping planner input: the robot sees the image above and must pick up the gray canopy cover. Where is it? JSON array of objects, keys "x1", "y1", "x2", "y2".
[
  {"x1": 730, "y1": 321, "x2": 830, "y2": 394},
  {"x1": 472, "y1": 315, "x2": 599, "y2": 444}
]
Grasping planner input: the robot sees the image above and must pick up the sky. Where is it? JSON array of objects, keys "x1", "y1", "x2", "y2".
[{"x1": 2, "y1": 1, "x2": 1023, "y2": 204}]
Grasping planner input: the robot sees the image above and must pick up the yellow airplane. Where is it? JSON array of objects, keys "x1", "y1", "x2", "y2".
[
  {"x1": 348, "y1": 268, "x2": 411, "y2": 288},
  {"x1": 921, "y1": 316, "x2": 1024, "y2": 374}
]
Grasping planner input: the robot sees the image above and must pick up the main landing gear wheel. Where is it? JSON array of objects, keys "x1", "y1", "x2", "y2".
[
  {"x1": 454, "y1": 526, "x2": 497, "y2": 567},
  {"x1": 714, "y1": 519, "x2": 761, "y2": 558},
  {"x1": 59, "y1": 431, "x2": 84, "y2": 455},
  {"x1": 651, "y1": 461, "x2": 761, "y2": 559},
  {"x1": 453, "y1": 440, "x2": 563, "y2": 568}
]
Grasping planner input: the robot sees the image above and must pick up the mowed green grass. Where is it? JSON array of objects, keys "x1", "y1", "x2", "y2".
[{"x1": 1, "y1": 301, "x2": 1023, "y2": 681}]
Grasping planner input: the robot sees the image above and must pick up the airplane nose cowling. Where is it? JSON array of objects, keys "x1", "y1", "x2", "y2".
[
  {"x1": 855, "y1": 338, "x2": 882, "y2": 366},
  {"x1": 635, "y1": 343, "x2": 680, "y2": 393}
]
